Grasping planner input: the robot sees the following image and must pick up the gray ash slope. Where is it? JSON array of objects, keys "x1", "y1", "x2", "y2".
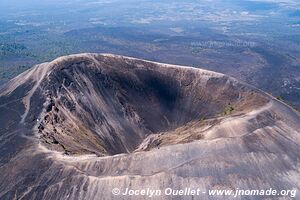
[{"x1": 0, "y1": 53, "x2": 299, "y2": 200}]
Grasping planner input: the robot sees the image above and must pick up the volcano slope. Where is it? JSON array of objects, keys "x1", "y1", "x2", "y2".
[{"x1": 0, "y1": 53, "x2": 299, "y2": 200}]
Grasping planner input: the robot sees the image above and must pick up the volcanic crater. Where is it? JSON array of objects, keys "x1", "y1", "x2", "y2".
[
  {"x1": 1, "y1": 54, "x2": 299, "y2": 200},
  {"x1": 18, "y1": 54, "x2": 267, "y2": 156}
]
